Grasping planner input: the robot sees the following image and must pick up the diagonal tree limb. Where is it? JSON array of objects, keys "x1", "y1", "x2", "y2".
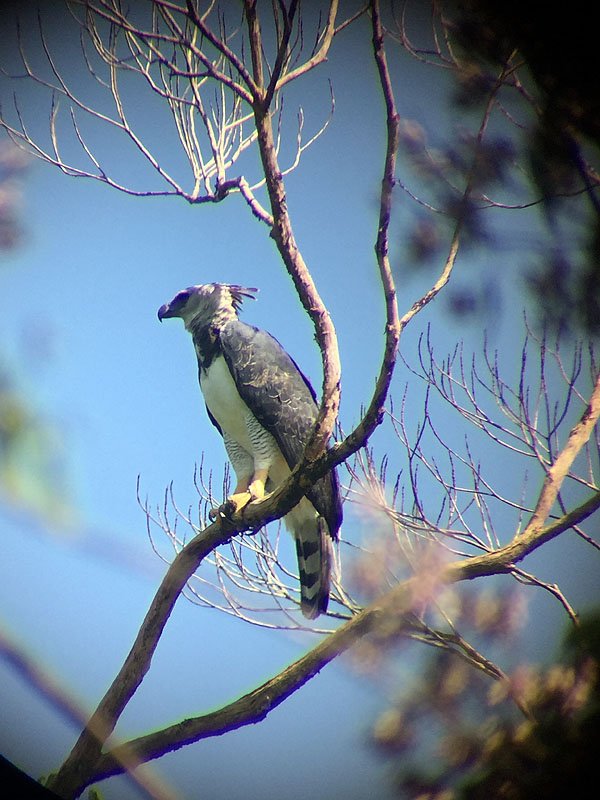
[
  {"x1": 69, "y1": 486, "x2": 600, "y2": 793},
  {"x1": 85, "y1": 605, "x2": 381, "y2": 786},
  {"x1": 46, "y1": 516, "x2": 243, "y2": 798},
  {"x1": 244, "y1": 0, "x2": 342, "y2": 462},
  {"x1": 522, "y1": 365, "x2": 600, "y2": 536},
  {"x1": 240, "y1": 0, "x2": 401, "y2": 494},
  {"x1": 49, "y1": 362, "x2": 600, "y2": 795},
  {"x1": 46, "y1": 363, "x2": 600, "y2": 797}
]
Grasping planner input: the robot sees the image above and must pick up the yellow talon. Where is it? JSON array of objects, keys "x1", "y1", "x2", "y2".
[{"x1": 227, "y1": 491, "x2": 253, "y2": 511}]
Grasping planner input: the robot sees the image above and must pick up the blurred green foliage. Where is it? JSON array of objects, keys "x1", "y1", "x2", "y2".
[
  {"x1": 395, "y1": 0, "x2": 600, "y2": 335},
  {"x1": 372, "y1": 591, "x2": 600, "y2": 800},
  {"x1": 0, "y1": 142, "x2": 72, "y2": 526}
]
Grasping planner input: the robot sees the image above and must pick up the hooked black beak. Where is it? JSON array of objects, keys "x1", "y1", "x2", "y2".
[{"x1": 157, "y1": 303, "x2": 172, "y2": 322}]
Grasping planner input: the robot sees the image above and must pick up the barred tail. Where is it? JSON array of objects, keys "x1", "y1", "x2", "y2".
[{"x1": 294, "y1": 516, "x2": 332, "y2": 619}]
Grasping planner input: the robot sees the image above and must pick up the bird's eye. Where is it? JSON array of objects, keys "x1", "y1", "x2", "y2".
[{"x1": 173, "y1": 290, "x2": 191, "y2": 310}]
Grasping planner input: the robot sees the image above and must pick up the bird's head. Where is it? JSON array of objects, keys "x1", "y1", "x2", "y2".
[{"x1": 158, "y1": 283, "x2": 257, "y2": 330}]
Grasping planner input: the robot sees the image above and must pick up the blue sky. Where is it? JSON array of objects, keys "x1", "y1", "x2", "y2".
[{"x1": 1, "y1": 3, "x2": 599, "y2": 799}]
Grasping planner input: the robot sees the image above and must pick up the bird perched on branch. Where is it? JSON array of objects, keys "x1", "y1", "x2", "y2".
[{"x1": 158, "y1": 283, "x2": 342, "y2": 618}]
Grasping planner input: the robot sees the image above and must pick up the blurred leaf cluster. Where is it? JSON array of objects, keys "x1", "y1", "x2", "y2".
[
  {"x1": 371, "y1": 596, "x2": 600, "y2": 800},
  {"x1": 452, "y1": 0, "x2": 600, "y2": 334},
  {"x1": 396, "y1": 0, "x2": 600, "y2": 334},
  {"x1": 0, "y1": 364, "x2": 71, "y2": 525},
  {"x1": 0, "y1": 141, "x2": 72, "y2": 526},
  {"x1": 0, "y1": 140, "x2": 28, "y2": 250}
]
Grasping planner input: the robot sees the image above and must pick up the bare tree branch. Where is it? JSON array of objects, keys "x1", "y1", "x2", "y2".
[
  {"x1": 47, "y1": 347, "x2": 600, "y2": 796},
  {"x1": 244, "y1": 0, "x2": 342, "y2": 467},
  {"x1": 1, "y1": 3, "x2": 597, "y2": 797},
  {"x1": 1, "y1": 1, "x2": 334, "y2": 207},
  {"x1": 47, "y1": 514, "x2": 241, "y2": 797},
  {"x1": 52, "y1": 483, "x2": 600, "y2": 795}
]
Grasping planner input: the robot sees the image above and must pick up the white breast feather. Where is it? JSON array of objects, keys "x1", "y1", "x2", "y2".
[
  {"x1": 200, "y1": 356, "x2": 252, "y2": 450},
  {"x1": 200, "y1": 355, "x2": 316, "y2": 527}
]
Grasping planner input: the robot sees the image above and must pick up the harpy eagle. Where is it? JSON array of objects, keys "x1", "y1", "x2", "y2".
[{"x1": 158, "y1": 283, "x2": 342, "y2": 618}]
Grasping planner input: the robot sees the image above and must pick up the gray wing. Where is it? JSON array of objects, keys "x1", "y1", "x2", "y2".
[{"x1": 219, "y1": 319, "x2": 342, "y2": 538}]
